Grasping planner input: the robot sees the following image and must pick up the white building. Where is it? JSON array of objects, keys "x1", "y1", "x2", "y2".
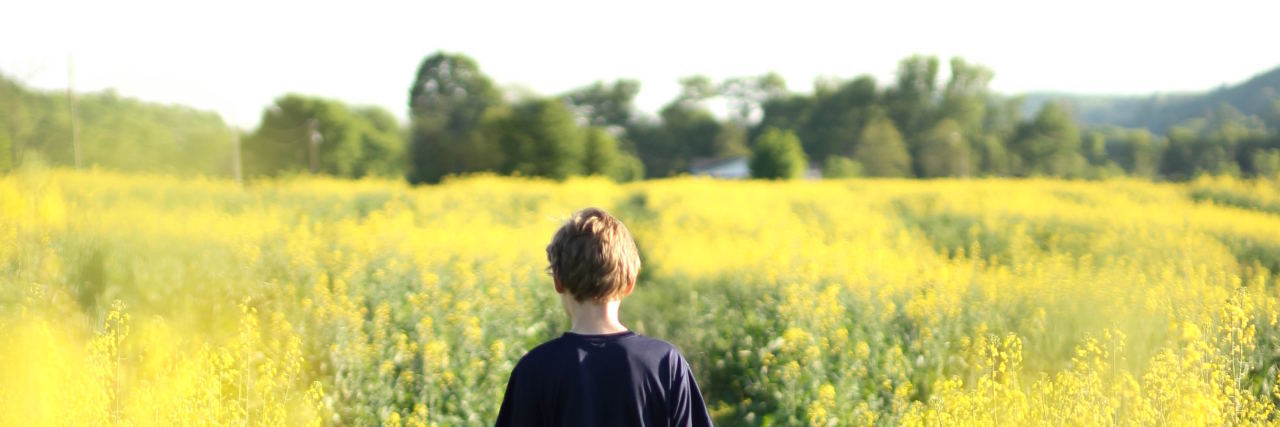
[
  {"x1": 689, "y1": 157, "x2": 750, "y2": 179},
  {"x1": 689, "y1": 156, "x2": 822, "y2": 179}
]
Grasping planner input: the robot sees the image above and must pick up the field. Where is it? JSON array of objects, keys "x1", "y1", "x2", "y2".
[{"x1": 2, "y1": 168, "x2": 1280, "y2": 426}]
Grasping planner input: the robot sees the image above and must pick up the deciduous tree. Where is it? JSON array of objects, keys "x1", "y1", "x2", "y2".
[
  {"x1": 497, "y1": 98, "x2": 584, "y2": 180},
  {"x1": 854, "y1": 111, "x2": 912, "y2": 177},
  {"x1": 749, "y1": 128, "x2": 807, "y2": 180},
  {"x1": 1009, "y1": 103, "x2": 1083, "y2": 177},
  {"x1": 407, "y1": 52, "x2": 504, "y2": 183},
  {"x1": 916, "y1": 119, "x2": 970, "y2": 178}
]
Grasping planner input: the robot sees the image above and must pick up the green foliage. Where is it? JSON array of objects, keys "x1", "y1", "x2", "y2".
[
  {"x1": 627, "y1": 120, "x2": 678, "y2": 178},
  {"x1": 983, "y1": 96, "x2": 1024, "y2": 144},
  {"x1": 565, "y1": 79, "x2": 640, "y2": 130},
  {"x1": 407, "y1": 52, "x2": 504, "y2": 184},
  {"x1": 614, "y1": 73, "x2": 745, "y2": 177},
  {"x1": 10, "y1": 55, "x2": 1280, "y2": 184},
  {"x1": 916, "y1": 119, "x2": 970, "y2": 178},
  {"x1": 972, "y1": 135, "x2": 1009, "y2": 176},
  {"x1": 798, "y1": 76, "x2": 878, "y2": 163},
  {"x1": 822, "y1": 155, "x2": 862, "y2": 178},
  {"x1": 0, "y1": 138, "x2": 9, "y2": 172},
  {"x1": 388, "y1": 54, "x2": 1280, "y2": 184},
  {"x1": 564, "y1": 80, "x2": 650, "y2": 183},
  {"x1": 1018, "y1": 64, "x2": 1280, "y2": 136},
  {"x1": 1137, "y1": 66, "x2": 1280, "y2": 132},
  {"x1": 353, "y1": 107, "x2": 407, "y2": 177},
  {"x1": 745, "y1": 58, "x2": 1009, "y2": 180},
  {"x1": 749, "y1": 128, "x2": 808, "y2": 180},
  {"x1": 1107, "y1": 128, "x2": 1159, "y2": 178},
  {"x1": 885, "y1": 55, "x2": 940, "y2": 139},
  {"x1": 1023, "y1": 65, "x2": 1280, "y2": 133},
  {"x1": 582, "y1": 127, "x2": 619, "y2": 177},
  {"x1": 938, "y1": 58, "x2": 994, "y2": 135},
  {"x1": 754, "y1": 94, "x2": 814, "y2": 147},
  {"x1": 854, "y1": 112, "x2": 912, "y2": 177},
  {"x1": 10, "y1": 85, "x2": 72, "y2": 165},
  {"x1": 0, "y1": 73, "x2": 232, "y2": 175},
  {"x1": 1010, "y1": 103, "x2": 1083, "y2": 177},
  {"x1": 676, "y1": 75, "x2": 717, "y2": 105},
  {"x1": 243, "y1": 94, "x2": 399, "y2": 178},
  {"x1": 719, "y1": 72, "x2": 787, "y2": 124},
  {"x1": 1083, "y1": 132, "x2": 1108, "y2": 167},
  {"x1": 0, "y1": 76, "x2": 21, "y2": 172},
  {"x1": 656, "y1": 102, "x2": 721, "y2": 170},
  {"x1": 1159, "y1": 104, "x2": 1271, "y2": 179},
  {"x1": 497, "y1": 98, "x2": 584, "y2": 180},
  {"x1": 1252, "y1": 149, "x2": 1280, "y2": 179},
  {"x1": 1267, "y1": 99, "x2": 1280, "y2": 131},
  {"x1": 711, "y1": 124, "x2": 749, "y2": 158},
  {"x1": 612, "y1": 153, "x2": 646, "y2": 182}
]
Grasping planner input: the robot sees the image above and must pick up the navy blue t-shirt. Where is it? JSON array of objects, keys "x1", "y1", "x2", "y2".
[{"x1": 494, "y1": 330, "x2": 713, "y2": 427}]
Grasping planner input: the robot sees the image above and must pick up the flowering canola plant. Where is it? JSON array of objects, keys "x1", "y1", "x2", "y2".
[{"x1": 1, "y1": 168, "x2": 1278, "y2": 426}]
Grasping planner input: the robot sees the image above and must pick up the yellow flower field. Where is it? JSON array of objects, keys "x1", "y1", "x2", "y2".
[{"x1": 2, "y1": 168, "x2": 1278, "y2": 426}]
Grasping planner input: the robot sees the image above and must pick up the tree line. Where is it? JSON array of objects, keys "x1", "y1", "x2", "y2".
[
  {"x1": 3, "y1": 52, "x2": 1278, "y2": 181},
  {"x1": 0, "y1": 78, "x2": 232, "y2": 175}
]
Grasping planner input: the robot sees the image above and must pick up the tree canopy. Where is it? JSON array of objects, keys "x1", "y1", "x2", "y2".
[
  {"x1": 855, "y1": 112, "x2": 912, "y2": 178},
  {"x1": 243, "y1": 94, "x2": 401, "y2": 178},
  {"x1": 749, "y1": 128, "x2": 808, "y2": 180},
  {"x1": 6, "y1": 52, "x2": 1279, "y2": 183},
  {"x1": 1, "y1": 73, "x2": 232, "y2": 175},
  {"x1": 407, "y1": 52, "x2": 504, "y2": 184}
]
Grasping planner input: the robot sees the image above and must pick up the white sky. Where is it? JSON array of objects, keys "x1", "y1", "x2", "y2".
[{"x1": 2, "y1": 0, "x2": 1277, "y2": 129}]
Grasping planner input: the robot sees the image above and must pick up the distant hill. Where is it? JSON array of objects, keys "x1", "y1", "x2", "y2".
[
  {"x1": 1, "y1": 72, "x2": 235, "y2": 174},
  {"x1": 1022, "y1": 65, "x2": 1280, "y2": 133}
]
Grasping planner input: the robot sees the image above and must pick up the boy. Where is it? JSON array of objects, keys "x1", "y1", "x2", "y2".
[{"x1": 495, "y1": 207, "x2": 713, "y2": 426}]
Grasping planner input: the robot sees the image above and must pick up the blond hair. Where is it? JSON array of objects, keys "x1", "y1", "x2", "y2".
[{"x1": 546, "y1": 207, "x2": 641, "y2": 303}]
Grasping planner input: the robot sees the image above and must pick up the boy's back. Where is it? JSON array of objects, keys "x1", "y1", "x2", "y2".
[
  {"x1": 496, "y1": 207, "x2": 712, "y2": 426},
  {"x1": 495, "y1": 331, "x2": 710, "y2": 426}
]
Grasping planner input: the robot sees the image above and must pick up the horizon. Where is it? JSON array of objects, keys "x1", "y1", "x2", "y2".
[{"x1": 3, "y1": 0, "x2": 1278, "y2": 129}]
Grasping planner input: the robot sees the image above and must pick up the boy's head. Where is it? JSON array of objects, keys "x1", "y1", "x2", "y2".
[{"x1": 546, "y1": 207, "x2": 641, "y2": 304}]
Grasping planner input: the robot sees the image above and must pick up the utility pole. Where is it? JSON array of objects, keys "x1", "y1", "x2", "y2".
[
  {"x1": 68, "y1": 55, "x2": 81, "y2": 169},
  {"x1": 231, "y1": 127, "x2": 243, "y2": 185},
  {"x1": 225, "y1": 107, "x2": 243, "y2": 185},
  {"x1": 307, "y1": 118, "x2": 321, "y2": 174},
  {"x1": 4, "y1": 81, "x2": 19, "y2": 169}
]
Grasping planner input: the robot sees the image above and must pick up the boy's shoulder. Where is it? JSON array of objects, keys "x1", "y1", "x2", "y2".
[
  {"x1": 516, "y1": 331, "x2": 685, "y2": 369},
  {"x1": 498, "y1": 331, "x2": 712, "y2": 426}
]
